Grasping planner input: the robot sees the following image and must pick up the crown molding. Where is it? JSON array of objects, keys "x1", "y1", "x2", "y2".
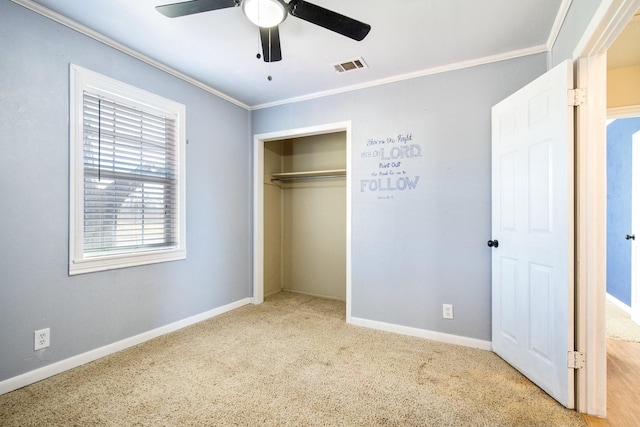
[
  {"x1": 12, "y1": 0, "x2": 555, "y2": 112},
  {"x1": 10, "y1": 0, "x2": 250, "y2": 111},
  {"x1": 607, "y1": 104, "x2": 640, "y2": 118},
  {"x1": 547, "y1": 0, "x2": 573, "y2": 51},
  {"x1": 250, "y1": 44, "x2": 548, "y2": 110}
]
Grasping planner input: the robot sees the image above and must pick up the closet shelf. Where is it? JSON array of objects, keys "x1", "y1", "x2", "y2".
[{"x1": 270, "y1": 169, "x2": 346, "y2": 182}]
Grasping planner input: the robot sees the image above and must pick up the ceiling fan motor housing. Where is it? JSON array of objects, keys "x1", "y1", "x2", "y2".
[
  {"x1": 156, "y1": 0, "x2": 371, "y2": 64},
  {"x1": 242, "y1": 0, "x2": 288, "y2": 28}
]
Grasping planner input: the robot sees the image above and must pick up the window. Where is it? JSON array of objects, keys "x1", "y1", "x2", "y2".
[{"x1": 69, "y1": 65, "x2": 186, "y2": 275}]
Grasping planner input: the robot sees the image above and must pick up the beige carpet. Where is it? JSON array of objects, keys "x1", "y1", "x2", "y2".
[
  {"x1": 606, "y1": 299, "x2": 640, "y2": 343},
  {"x1": 0, "y1": 292, "x2": 584, "y2": 426}
]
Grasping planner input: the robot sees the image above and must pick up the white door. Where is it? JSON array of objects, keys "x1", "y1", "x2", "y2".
[
  {"x1": 491, "y1": 60, "x2": 575, "y2": 408},
  {"x1": 632, "y1": 130, "x2": 640, "y2": 325}
]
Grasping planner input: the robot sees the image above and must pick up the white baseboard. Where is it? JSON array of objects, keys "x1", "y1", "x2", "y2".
[
  {"x1": 606, "y1": 292, "x2": 632, "y2": 314},
  {"x1": 349, "y1": 317, "x2": 492, "y2": 351},
  {"x1": 0, "y1": 298, "x2": 252, "y2": 396},
  {"x1": 607, "y1": 292, "x2": 640, "y2": 326}
]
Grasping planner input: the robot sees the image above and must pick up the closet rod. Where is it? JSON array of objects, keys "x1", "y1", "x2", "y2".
[{"x1": 271, "y1": 174, "x2": 346, "y2": 182}]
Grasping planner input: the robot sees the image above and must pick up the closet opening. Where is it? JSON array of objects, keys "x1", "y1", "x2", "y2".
[
  {"x1": 264, "y1": 133, "x2": 346, "y2": 301},
  {"x1": 252, "y1": 122, "x2": 353, "y2": 321}
]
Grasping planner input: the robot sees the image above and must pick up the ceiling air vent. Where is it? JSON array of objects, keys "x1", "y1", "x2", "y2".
[{"x1": 333, "y1": 57, "x2": 368, "y2": 74}]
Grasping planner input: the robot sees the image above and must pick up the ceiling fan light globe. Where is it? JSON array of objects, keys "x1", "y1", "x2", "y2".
[{"x1": 242, "y1": 0, "x2": 286, "y2": 28}]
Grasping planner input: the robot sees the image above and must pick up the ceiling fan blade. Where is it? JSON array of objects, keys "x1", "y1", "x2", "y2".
[
  {"x1": 259, "y1": 26, "x2": 282, "y2": 62},
  {"x1": 288, "y1": 0, "x2": 371, "y2": 41},
  {"x1": 156, "y1": 0, "x2": 238, "y2": 18}
]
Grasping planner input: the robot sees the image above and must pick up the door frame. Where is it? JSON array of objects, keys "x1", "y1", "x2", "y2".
[
  {"x1": 252, "y1": 121, "x2": 353, "y2": 320},
  {"x1": 574, "y1": 0, "x2": 640, "y2": 416}
]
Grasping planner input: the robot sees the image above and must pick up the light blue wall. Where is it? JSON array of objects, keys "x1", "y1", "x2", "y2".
[
  {"x1": 607, "y1": 118, "x2": 640, "y2": 306},
  {"x1": 0, "y1": 0, "x2": 556, "y2": 384},
  {"x1": 549, "y1": 0, "x2": 601, "y2": 67},
  {"x1": 0, "y1": 2, "x2": 252, "y2": 381},
  {"x1": 252, "y1": 55, "x2": 548, "y2": 341}
]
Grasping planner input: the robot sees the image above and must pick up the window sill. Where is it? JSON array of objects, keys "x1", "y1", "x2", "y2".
[{"x1": 69, "y1": 248, "x2": 186, "y2": 275}]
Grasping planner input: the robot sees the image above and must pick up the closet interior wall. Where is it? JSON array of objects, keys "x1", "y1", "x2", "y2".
[{"x1": 263, "y1": 132, "x2": 347, "y2": 300}]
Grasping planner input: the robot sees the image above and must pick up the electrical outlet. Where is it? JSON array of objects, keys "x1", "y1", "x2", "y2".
[
  {"x1": 442, "y1": 304, "x2": 454, "y2": 320},
  {"x1": 34, "y1": 328, "x2": 50, "y2": 351}
]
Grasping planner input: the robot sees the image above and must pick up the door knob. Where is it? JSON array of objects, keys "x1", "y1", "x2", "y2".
[
  {"x1": 487, "y1": 239, "x2": 499, "y2": 248},
  {"x1": 626, "y1": 234, "x2": 635, "y2": 240}
]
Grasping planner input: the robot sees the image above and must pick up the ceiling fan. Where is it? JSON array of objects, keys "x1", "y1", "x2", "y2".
[{"x1": 156, "y1": 0, "x2": 371, "y2": 63}]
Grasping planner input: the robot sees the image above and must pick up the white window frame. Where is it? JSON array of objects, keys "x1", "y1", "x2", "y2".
[{"x1": 69, "y1": 64, "x2": 186, "y2": 275}]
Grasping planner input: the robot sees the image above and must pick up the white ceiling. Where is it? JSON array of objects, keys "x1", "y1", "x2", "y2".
[{"x1": 23, "y1": 0, "x2": 565, "y2": 108}]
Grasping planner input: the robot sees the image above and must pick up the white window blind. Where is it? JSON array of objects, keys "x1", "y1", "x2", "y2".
[
  {"x1": 70, "y1": 64, "x2": 186, "y2": 275},
  {"x1": 83, "y1": 93, "x2": 177, "y2": 255}
]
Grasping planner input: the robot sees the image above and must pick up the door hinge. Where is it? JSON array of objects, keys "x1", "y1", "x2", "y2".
[
  {"x1": 568, "y1": 351, "x2": 585, "y2": 369},
  {"x1": 568, "y1": 88, "x2": 586, "y2": 106}
]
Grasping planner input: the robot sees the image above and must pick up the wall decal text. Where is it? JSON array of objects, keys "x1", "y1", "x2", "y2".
[{"x1": 359, "y1": 133, "x2": 422, "y2": 200}]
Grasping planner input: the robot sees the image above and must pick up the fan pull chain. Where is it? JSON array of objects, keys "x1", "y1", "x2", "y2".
[{"x1": 267, "y1": 27, "x2": 273, "y2": 81}]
